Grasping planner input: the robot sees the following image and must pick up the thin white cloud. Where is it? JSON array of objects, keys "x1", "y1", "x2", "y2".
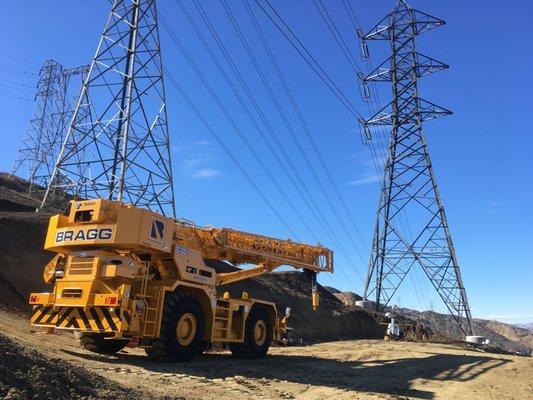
[
  {"x1": 181, "y1": 158, "x2": 202, "y2": 169},
  {"x1": 348, "y1": 172, "x2": 380, "y2": 186},
  {"x1": 485, "y1": 200, "x2": 504, "y2": 214},
  {"x1": 176, "y1": 141, "x2": 221, "y2": 179},
  {"x1": 348, "y1": 150, "x2": 383, "y2": 186},
  {"x1": 172, "y1": 143, "x2": 192, "y2": 153},
  {"x1": 173, "y1": 140, "x2": 211, "y2": 153},
  {"x1": 192, "y1": 168, "x2": 220, "y2": 179}
]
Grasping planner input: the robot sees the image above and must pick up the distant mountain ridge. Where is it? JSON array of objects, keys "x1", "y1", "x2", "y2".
[
  {"x1": 514, "y1": 322, "x2": 533, "y2": 331},
  {"x1": 330, "y1": 290, "x2": 533, "y2": 356}
]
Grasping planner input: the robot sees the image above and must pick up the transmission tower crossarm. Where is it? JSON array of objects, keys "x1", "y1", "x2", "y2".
[{"x1": 61, "y1": 65, "x2": 90, "y2": 77}]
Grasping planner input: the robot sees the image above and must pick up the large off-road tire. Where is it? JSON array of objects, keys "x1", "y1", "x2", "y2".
[
  {"x1": 75, "y1": 332, "x2": 128, "y2": 355},
  {"x1": 146, "y1": 291, "x2": 205, "y2": 362},
  {"x1": 229, "y1": 305, "x2": 272, "y2": 359}
]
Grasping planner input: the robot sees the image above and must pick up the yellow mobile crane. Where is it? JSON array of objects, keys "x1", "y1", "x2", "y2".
[{"x1": 29, "y1": 199, "x2": 333, "y2": 361}]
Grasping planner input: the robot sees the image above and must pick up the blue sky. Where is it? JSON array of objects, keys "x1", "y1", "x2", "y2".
[{"x1": 1, "y1": 1, "x2": 532, "y2": 324}]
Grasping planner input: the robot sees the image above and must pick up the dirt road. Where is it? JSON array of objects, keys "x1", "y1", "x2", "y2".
[{"x1": 0, "y1": 309, "x2": 531, "y2": 400}]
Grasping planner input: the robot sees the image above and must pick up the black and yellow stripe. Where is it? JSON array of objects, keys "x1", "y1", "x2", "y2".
[{"x1": 31, "y1": 305, "x2": 122, "y2": 333}]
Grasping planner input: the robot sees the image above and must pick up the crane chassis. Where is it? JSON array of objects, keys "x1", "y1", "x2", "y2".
[{"x1": 29, "y1": 199, "x2": 333, "y2": 361}]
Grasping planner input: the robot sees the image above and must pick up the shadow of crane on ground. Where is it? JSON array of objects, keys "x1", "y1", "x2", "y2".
[{"x1": 62, "y1": 346, "x2": 511, "y2": 399}]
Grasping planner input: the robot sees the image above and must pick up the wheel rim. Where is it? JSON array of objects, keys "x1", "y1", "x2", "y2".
[
  {"x1": 176, "y1": 313, "x2": 197, "y2": 346},
  {"x1": 253, "y1": 320, "x2": 267, "y2": 346}
]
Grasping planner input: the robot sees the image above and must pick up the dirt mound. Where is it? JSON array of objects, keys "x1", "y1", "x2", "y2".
[
  {"x1": 0, "y1": 174, "x2": 73, "y2": 310},
  {"x1": 0, "y1": 333, "x2": 151, "y2": 400},
  {"x1": 0, "y1": 173, "x2": 70, "y2": 213},
  {"x1": 206, "y1": 260, "x2": 383, "y2": 341},
  {"x1": 333, "y1": 291, "x2": 362, "y2": 308},
  {"x1": 0, "y1": 211, "x2": 54, "y2": 310},
  {"x1": 0, "y1": 173, "x2": 44, "y2": 212}
]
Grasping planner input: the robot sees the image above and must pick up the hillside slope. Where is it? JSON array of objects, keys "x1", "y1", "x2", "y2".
[
  {"x1": 332, "y1": 290, "x2": 533, "y2": 355},
  {"x1": 399, "y1": 308, "x2": 533, "y2": 355}
]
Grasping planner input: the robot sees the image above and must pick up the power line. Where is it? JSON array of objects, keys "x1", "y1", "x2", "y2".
[
  {"x1": 160, "y1": 15, "x2": 316, "y2": 239},
  {"x1": 0, "y1": 79, "x2": 36, "y2": 89},
  {"x1": 184, "y1": 0, "x2": 357, "y2": 289},
  {"x1": 239, "y1": 0, "x2": 367, "y2": 282},
  {"x1": 174, "y1": 0, "x2": 323, "y2": 240},
  {"x1": 0, "y1": 92, "x2": 33, "y2": 102},
  {"x1": 184, "y1": 0, "x2": 370, "y2": 288},
  {"x1": 312, "y1": 0, "x2": 359, "y2": 72},
  {"x1": 0, "y1": 83, "x2": 35, "y2": 93},
  {"x1": 0, "y1": 52, "x2": 39, "y2": 66},
  {"x1": 253, "y1": 0, "x2": 363, "y2": 119},
  {"x1": 0, "y1": 64, "x2": 38, "y2": 76},
  {"x1": 250, "y1": 0, "x2": 392, "y2": 272},
  {"x1": 163, "y1": 3, "x2": 359, "y2": 290},
  {"x1": 222, "y1": 0, "x2": 358, "y2": 253},
  {"x1": 340, "y1": 0, "x2": 360, "y2": 28},
  {"x1": 245, "y1": 0, "x2": 369, "y2": 251},
  {"x1": 310, "y1": 0, "x2": 391, "y2": 183},
  {"x1": 224, "y1": 0, "x2": 364, "y2": 284},
  {"x1": 163, "y1": 68, "x2": 298, "y2": 239}
]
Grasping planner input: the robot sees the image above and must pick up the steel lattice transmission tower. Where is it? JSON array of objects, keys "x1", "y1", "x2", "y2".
[
  {"x1": 41, "y1": 0, "x2": 175, "y2": 217},
  {"x1": 12, "y1": 60, "x2": 89, "y2": 197},
  {"x1": 12, "y1": 60, "x2": 63, "y2": 194},
  {"x1": 357, "y1": 0, "x2": 476, "y2": 337}
]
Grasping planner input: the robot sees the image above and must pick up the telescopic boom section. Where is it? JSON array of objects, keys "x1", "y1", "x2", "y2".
[{"x1": 175, "y1": 222, "x2": 333, "y2": 286}]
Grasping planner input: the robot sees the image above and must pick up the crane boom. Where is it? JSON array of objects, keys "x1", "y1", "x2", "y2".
[{"x1": 175, "y1": 222, "x2": 333, "y2": 272}]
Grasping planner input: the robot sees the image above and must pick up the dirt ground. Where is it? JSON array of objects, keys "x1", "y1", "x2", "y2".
[{"x1": 0, "y1": 309, "x2": 531, "y2": 400}]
